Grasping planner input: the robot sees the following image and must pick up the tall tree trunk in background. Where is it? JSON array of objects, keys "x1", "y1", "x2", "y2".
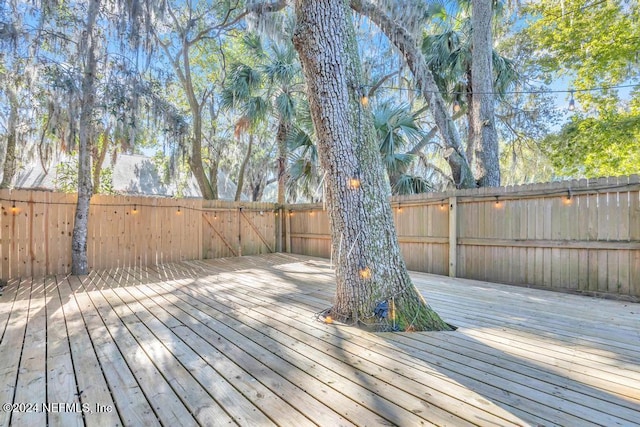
[
  {"x1": 276, "y1": 119, "x2": 291, "y2": 205},
  {"x1": 293, "y1": 0, "x2": 450, "y2": 331},
  {"x1": 235, "y1": 134, "x2": 253, "y2": 201},
  {"x1": 156, "y1": 26, "x2": 217, "y2": 200},
  {"x1": 71, "y1": 0, "x2": 100, "y2": 275},
  {"x1": 0, "y1": 87, "x2": 18, "y2": 189},
  {"x1": 208, "y1": 158, "x2": 219, "y2": 200},
  {"x1": 350, "y1": 0, "x2": 475, "y2": 189},
  {"x1": 91, "y1": 131, "x2": 109, "y2": 194},
  {"x1": 189, "y1": 109, "x2": 216, "y2": 199},
  {"x1": 471, "y1": 0, "x2": 500, "y2": 187},
  {"x1": 465, "y1": 70, "x2": 476, "y2": 167}
]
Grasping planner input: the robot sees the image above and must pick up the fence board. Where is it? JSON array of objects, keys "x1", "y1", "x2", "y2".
[
  {"x1": 2, "y1": 176, "x2": 639, "y2": 299},
  {"x1": 287, "y1": 176, "x2": 639, "y2": 299}
]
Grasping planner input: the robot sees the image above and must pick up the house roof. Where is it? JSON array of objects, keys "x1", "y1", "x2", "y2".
[{"x1": 12, "y1": 153, "x2": 243, "y2": 200}]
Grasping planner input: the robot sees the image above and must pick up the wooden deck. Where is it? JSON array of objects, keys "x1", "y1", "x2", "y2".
[{"x1": 0, "y1": 253, "x2": 638, "y2": 426}]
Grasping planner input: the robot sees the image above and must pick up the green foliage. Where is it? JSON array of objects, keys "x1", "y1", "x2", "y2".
[
  {"x1": 374, "y1": 102, "x2": 432, "y2": 195},
  {"x1": 517, "y1": 0, "x2": 640, "y2": 178},
  {"x1": 523, "y1": 0, "x2": 640, "y2": 111},
  {"x1": 541, "y1": 112, "x2": 640, "y2": 178},
  {"x1": 421, "y1": 6, "x2": 519, "y2": 108},
  {"x1": 499, "y1": 141, "x2": 555, "y2": 185},
  {"x1": 54, "y1": 157, "x2": 116, "y2": 194}
]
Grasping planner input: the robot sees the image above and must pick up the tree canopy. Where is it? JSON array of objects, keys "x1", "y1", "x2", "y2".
[{"x1": 0, "y1": 0, "x2": 637, "y2": 201}]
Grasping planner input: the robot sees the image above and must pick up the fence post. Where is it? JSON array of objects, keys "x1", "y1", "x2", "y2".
[
  {"x1": 285, "y1": 208, "x2": 292, "y2": 253},
  {"x1": 276, "y1": 207, "x2": 282, "y2": 252},
  {"x1": 449, "y1": 196, "x2": 457, "y2": 278},
  {"x1": 237, "y1": 207, "x2": 242, "y2": 257}
]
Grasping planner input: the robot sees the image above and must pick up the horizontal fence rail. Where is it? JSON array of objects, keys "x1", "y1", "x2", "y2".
[{"x1": 286, "y1": 175, "x2": 640, "y2": 299}]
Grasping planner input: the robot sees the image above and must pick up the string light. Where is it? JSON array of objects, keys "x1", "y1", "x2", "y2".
[
  {"x1": 132, "y1": 204, "x2": 138, "y2": 214},
  {"x1": 494, "y1": 196, "x2": 501, "y2": 207},
  {"x1": 0, "y1": 197, "x2": 294, "y2": 215},
  {"x1": 176, "y1": 206, "x2": 182, "y2": 215},
  {"x1": 360, "y1": 93, "x2": 369, "y2": 107},
  {"x1": 358, "y1": 267, "x2": 371, "y2": 280},
  {"x1": 453, "y1": 100, "x2": 461, "y2": 113},
  {"x1": 564, "y1": 189, "x2": 573, "y2": 205},
  {"x1": 0, "y1": 179, "x2": 634, "y2": 214},
  {"x1": 11, "y1": 200, "x2": 17, "y2": 214},
  {"x1": 349, "y1": 177, "x2": 361, "y2": 189},
  {"x1": 568, "y1": 90, "x2": 576, "y2": 111}
]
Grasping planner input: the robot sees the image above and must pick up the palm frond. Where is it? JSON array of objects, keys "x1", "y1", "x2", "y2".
[
  {"x1": 382, "y1": 152, "x2": 416, "y2": 174},
  {"x1": 391, "y1": 174, "x2": 432, "y2": 195},
  {"x1": 275, "y1": 91, "x2": 296, "y2": 122}
]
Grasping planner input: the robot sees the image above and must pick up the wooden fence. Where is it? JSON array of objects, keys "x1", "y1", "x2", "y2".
[
  {"x1": 2, "y1": 176, "x2": 639, "y2": 299},
  {"x1": 0, "y1": 189, "x2": 278, "y2": 280},
  {"x1": 287, "y1": 175, "x2": 640, "y2": 299}
]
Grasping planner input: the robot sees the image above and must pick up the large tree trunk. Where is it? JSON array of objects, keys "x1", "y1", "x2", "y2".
[
  {"x1": 471, "y1": 0, "x2": 500, "y2": 187},
  {"x1": 235, "y1": 134, "x2": 253, "y2": 201},
  {"x1": 208, "y1": 157, "x2": 219, "y2": 200},
  {"x1": 72, "y1": 0, "x2": 100, "y2": 275},
  {"x1": 293, "y1": 0, "x2": 450, "y2": 331},
  {"x1": 189, "y1": 110, "x2": 217, "y2": 200},
  {"x1": 276, "y1": 119, "x2": 291, "y2": 205},
  {"x1": 0, "y1": 87, "x2": 18, "y2": 189},
  {"x1": 91, "y1": 131, "x2": 109, "y2": 194},
  {"x1": 159, "y1": 31, "x2": 217, "y2": 200},
  {"x1": 465, "y1": 70, "x2": 476, "y2": 167},
  {"x1": 350, "y1": 0, "x2": 475, "y2": 189}
]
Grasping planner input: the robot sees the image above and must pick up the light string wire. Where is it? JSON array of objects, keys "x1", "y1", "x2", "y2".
[
  {"x1": 0, "y1": 196, "x2": 274, "y2": 213},
  {"x1": 364, "y1": 82, "x2": 639, "y2": 96},
  {"x1": 1, "y1": 181, "x2": 637, "y2": 212}
]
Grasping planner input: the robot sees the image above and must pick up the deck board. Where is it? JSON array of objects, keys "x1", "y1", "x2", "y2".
[
  {"x1": 60, "y1": 275, "x2": 155, "y2": 427},
  {"x1": 0, "y1": 254, "x2": 639, "y2": 426},
  {"x1": 45, "y1": 276, "x2": 84, "y2": 427},
  {"x1": 0, "y1": 279, "x2": 33, "y2": 427},
  {"x1": 73, "y1": 274, "x2": 197, "y2": 426}
]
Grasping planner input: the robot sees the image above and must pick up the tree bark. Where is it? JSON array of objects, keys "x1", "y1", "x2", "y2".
[
  {"x1": 155, "y1": 19, "x2": 217, "y2": 200},
  {"x1": 0, "y1": 87, "x2": 18, "y2": 189},
  {"x1": 350, "y1": 0, "x2": 475, "y2": 189},
  {"x1": 293, "y1": 0, "x2": 450, "y2": 331},
  {"x1": 208, "y1": 156, "x2": 219, "y2": 200},
  {"x1": 91, "y1": 131, "x2": 109, "y2": 194},
  {"x1": 471, "y1": 0, "x2": 501, "y2": 187},
  {"x1": 188, "y1": 108, "x2": 217, "y2": 200},
  {"x1": 71, "y1": 0, "x2": 100, "y2": 275},
  {"x1": 235, "y1": 134, "x2": 253, "y2": 201},
  {"x1": 465, "y1": 70, "x2": 476, "y2": 167},
  {"x1": 276, "y1": 119, "x2": 291, "y2": 205}
]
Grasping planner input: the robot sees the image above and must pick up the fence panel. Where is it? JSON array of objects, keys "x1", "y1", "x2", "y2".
[
  {"x1": 286, "y1": 175, "x2": 640, "y2": 299},
  {"x1": 2, "y1": 175, "x2": 638, "y2": 299}
]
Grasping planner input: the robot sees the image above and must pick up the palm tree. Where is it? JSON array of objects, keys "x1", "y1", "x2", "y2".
[
  {"x1": 374, "y1": 102, "x2": 432, "y2": 195},
  {"x1": 220, "y1": 60, "x2": 269, "y2": 201},
  {"x1": 287, "y1": 99, "x2": 436, "y2": 199},
  {"x1": 261, "y1": 42, "x2": 304, "y2": 204},
  {"x1": 422, "y1": 3, "x2": 518, "y2": 178},
  {"x1": 221, "y1": 33, "x2": 304, "y2": 203},
  {"x1": 285, "y1": 101, "x2": 322, "y2": 202}
]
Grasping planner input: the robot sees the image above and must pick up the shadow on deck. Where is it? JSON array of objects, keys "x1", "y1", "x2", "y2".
[{"x1": 0, "y1": 253, "x2": 638, "y2": 426}]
